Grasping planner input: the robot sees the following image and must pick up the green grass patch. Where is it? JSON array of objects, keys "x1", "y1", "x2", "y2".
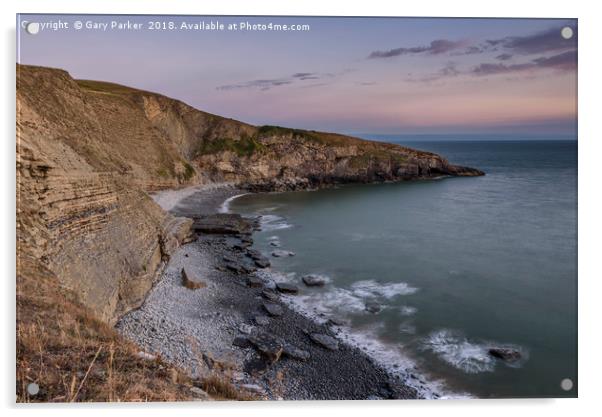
[{"x1": 197, "y1": 136, "x2": 264, "y2": 157}]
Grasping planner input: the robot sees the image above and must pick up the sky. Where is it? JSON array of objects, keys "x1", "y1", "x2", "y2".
[{"x1": 17, "y1": 15, "x2": 577, "y2": 137}]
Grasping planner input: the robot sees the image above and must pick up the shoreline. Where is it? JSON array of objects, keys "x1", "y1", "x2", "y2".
[{"x1": 119, "y1": 183, "x2": 432, "y2": 399}]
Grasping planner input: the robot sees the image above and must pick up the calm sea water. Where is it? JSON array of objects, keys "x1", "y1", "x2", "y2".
[{"x1": 228, "y1": 140, "x2": 577, "y2": 398}]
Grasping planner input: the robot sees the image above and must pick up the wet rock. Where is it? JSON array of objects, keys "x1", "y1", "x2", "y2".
[
  {"x1": 309, "y1": 333, "x2": 339, "y2": 350},
  {"x1": 271, "y1": 249, "x2": 295, "y2": 258},
  {"x1": 365, "y1": 301, "x2": 383, "y2": 314},
  {"x1": 302, "y1": 274, "x2": 328, "y2": 287},
  {"x1": 488, "y1": 347, "x2": 522, "y2": 362},
  {"x1": 261, "y1": 289, "x2": 280, "y2": 302},
  {"x1": 246, "y1": 249, "x2": 263, "y2": 260},
  {"x1": 181, "y1": 267, "x2": 207, "y2": 290},
  {"x1": 263, "y1": 302, "x2": 283, "y2": 317},
  {"x1": 276, "y1": 282, "x2": 299, "y2": 294},
  {"x1": 327, "y1": 317, "x2": 346, "y2": 327},
  {"x1": 247, "y1": 276, "x2": 264, "y2": 288},
  {"x1": 248, "y1": 332, "x2": 283, "y2": 362},
  {"x1": 254, "y1": 315, "x2": 270, "y2": 326},
  {"x1": 283, "y1": 343, "x2": 311, "y2": 361},
  {"x1": 269, "y1": 241, "x2": 281, "y2": 247},
  {"x1": 254, "y1": 258, "x2": 271, "y2": 268}
]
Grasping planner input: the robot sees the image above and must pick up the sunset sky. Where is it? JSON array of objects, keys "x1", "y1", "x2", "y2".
[{"x1": 17, "y1": 15, "x2": 577, "y2": 137}]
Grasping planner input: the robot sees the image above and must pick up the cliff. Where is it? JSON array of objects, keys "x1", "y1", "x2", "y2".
[
  {"x1": 17, "y1": 63, "x2": 482, "y2": 322},
  {"x1": 16, "y1": 64, "x2": 483, "y2": 401}
]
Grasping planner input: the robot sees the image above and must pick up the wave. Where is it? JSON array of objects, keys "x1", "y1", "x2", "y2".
[
  {"x1": 218, "y1": 193, "x2": 249, "y2": 213},
  {"x1": 258, "y1": 214, "x2": 293, "y2": 231},
  {"x1": 422, "y1": 329, "x2": 528, "y2": 374},
  {"x1": 350, "y1": 280, "x2": 419, "y2": 299}
]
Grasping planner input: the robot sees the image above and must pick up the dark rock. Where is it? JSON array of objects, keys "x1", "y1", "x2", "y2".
[
  {"x1": 302, "y1": 274, "x2": 328, "y2": 287},
  {"x1": 261, "y1": 289, "x2": 280, "y2": 302},
  {"x1": 222, "y1": 254, "x2": 236, "y2": 263},
  {"x1": 254, "y1": 315, "x2": 270, "y2": 326},
  {"x1": 269, "y1": 241, "x2": 280, "y2": 247},
  {"x1": 327, "y1": 317, "x2": 346, "y2": 326},
  {"x1": 263, "y1": 302, "x2": 283, "y2": 317},
  {"x1": 247, "y1": 276, "x2": 264, "y2": 288},
  {"x1": 192, "y1": 213, "x2": 253, "y2": 235},
  {"x1": 283, "y1": 343, "x2": 311, "y2": 361},
  {"x1": 271, "y1": 249, "x2": 295, "y2": 258},
  {"x1": 365, "y1": 301, "x2": 383, "y2": 314},
  {"x1": 240, "y1": 264, "x2": 257, "y2": 274},
  {"x1": 309, "y1": 333, "x2": 339, "y2": 350},
  {"x1": 244, "y1": 357, "x2": 271, "y2": 376},
  {"x1": 232, "y1": 336, "x2": 252, "y2": 348},
  {"x1": 254, "y1": 258, "x2": 271, "y2": 268},
  {"x1": 225, "y1": 262, "x2": 243, "y2": 273},
  {"x1": 248, "y1": 332, "x2": 283, "y2": 362},
  {"x1": 488, "y1": 347, "x2": 522, "y2": 362},
  {"x1": 246, "y1": 249, "x2": 263, "y2": 260},
  {"x1": 276, "y1": 282, "x2": 299, "y2": 294}
]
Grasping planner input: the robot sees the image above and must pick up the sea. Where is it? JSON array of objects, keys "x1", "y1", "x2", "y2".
[{"x1": 224, "y1": 137, "x2": 578, "y2": 399}]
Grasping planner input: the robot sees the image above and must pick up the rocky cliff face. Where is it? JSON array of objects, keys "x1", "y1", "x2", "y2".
[{"x1": 16, "y1": 64, "x2": 483, "y2": 323}]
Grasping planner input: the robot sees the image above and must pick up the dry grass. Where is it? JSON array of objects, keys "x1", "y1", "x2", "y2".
[{"x1": 16, "y1": 253, "x2": 249, "y2": 402}]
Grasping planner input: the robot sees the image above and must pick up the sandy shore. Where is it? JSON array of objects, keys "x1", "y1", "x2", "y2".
[{"x1": 117, "y1": 185, "x2": 422, "y2": 400}]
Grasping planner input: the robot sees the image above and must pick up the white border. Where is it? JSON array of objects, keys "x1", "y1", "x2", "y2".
[{"x1": 3, "y1": 1, "x2": 600, "y2": 416}]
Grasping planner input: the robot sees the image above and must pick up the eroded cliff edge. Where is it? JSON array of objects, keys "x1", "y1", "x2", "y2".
[{"x1": 17, "y1": 63, "x2": 483, "y2": 326}]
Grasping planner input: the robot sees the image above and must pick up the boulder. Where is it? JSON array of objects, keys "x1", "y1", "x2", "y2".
[
  {"x1": 247, "y1": 276, "x2": 264, "y2": 288},
  {"x1": 309, "y1": 333, "x2": 339, "y2": 350},
  {"x1": 365, "y1": 301, "x2": 383, "y2": 314},
  {"x1": 254, "y1": 315, "x2": 270, "y2": 326},
  {"x1": 181, "y1": 267, "x2": 207, "y2": 290},
  {"x1": 189, "y1": 386, "x2": 211, "y2": 400},
  {"x1": 254, "y1": 258, "x2": 271, "y2": 269},
  {"x1": 302, "y1": 274, "x2": 328, "y2": 287},
  {"x1": 271, "y1": 250, "x2": 295, "y2": 258},
  {"x1": 276, "y1": 282, "x2": 299, "y2": 294},
  {"x1": 248, "y1": 332, "x2": 284, "y2": 362},
  {"x1": 261, "y1": 289, "x2": 280, "y2": 302},
  {"x1": 488, "y1": 348, "x2": 522, "y2": 362},
  {"x1": 232, "y1": 336, "x2": 252, "y2": 348},
  {"x1": 263, "y1": 302, "x2": 284, "y2": 317},
  {"x1": 283, "y1": 344, "x2": 311, "y2": 361}
]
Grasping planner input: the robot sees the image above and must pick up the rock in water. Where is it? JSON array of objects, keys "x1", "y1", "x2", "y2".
[
  {"x1": 309, "y1": 333, "x2": 339, "y2": 350},
  {"x1": 365, "y1": 301, "x2": 383, "y2": 314},
  {"x1": 181, "y1": 267, "x2": 207, "y2": 290},
  {"x1": 248, "y1": 332, "x2": 284, "y2": 362},
  {"x1": 302, "y1": 274, "x2": 328, "y2": 287},
  {"x1": 488, "y1": 348, "x2": 522, "y2": 362},
  {"x1": 271, "y1": 250, "x2": 295, "y2": 258},
  {"x1": 263, "y1": 302, "x2": 284, "y2": 317},
  {"x1": 276, "y1": 282, "x2": 299, "y2": 294},
  {"x1": 254, "y1": 258, "x2": 271, "y2": 269}
]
